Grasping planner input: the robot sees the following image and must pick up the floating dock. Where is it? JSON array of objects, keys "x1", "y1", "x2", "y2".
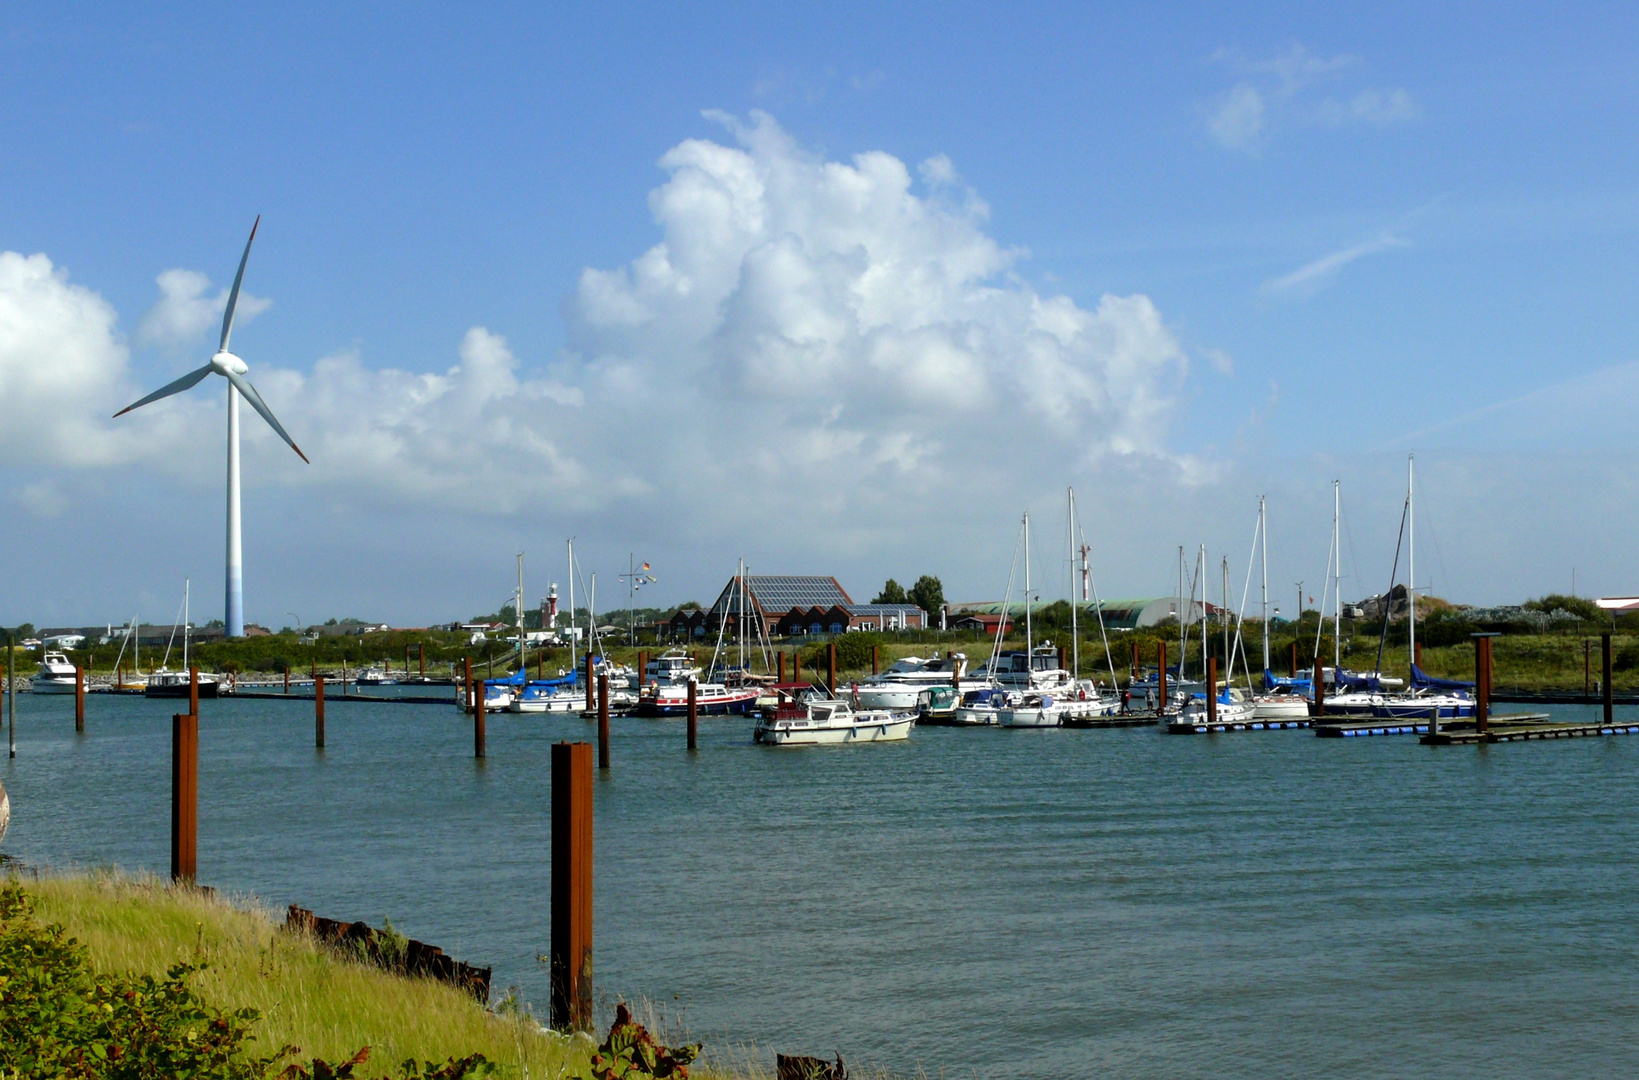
[
  {"x1": 1165, "y1": 718, "x2": 1311, "y2": 734},
  {"x1": 1063, "y1": 713, "x2": 1161, "y2": 729},
  {"x1": 1422, "y1": 715, "x2": 1639, "y2": 745}
]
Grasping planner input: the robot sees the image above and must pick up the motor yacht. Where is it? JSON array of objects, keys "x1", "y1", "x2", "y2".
[
  {"x1": 754, "y1": 695, "x2": 913, "y2": 746},
  {"x1": 851, "y1": 653, "x2": 967, "y2": 710},
  {"x1": 31, "y1": 651, "x2": 79, "y2": 694}
]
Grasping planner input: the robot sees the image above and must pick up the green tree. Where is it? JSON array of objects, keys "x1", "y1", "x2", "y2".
[
  {"x1": 873, "y1": 579, "x2": 907, "y2": 604},
  {"x1": 908, "y1": 575, "x2": 944, "y2": 615}
]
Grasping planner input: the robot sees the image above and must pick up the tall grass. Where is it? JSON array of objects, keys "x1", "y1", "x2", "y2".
[{"x1": 20, "y1": 871, "x2": 595, "y2": 1078}]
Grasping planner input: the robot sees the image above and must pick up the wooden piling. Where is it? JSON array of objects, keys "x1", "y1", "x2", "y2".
[
  {"x1": 419, "y1": 643, "x2": 426, "y2": 680},
  {"x1": 1313, "y1": 657, "x2": 1325, "y2": 718},
  {"x1": 1206, "y1": 657, "x2": 1218, "y2": 725},
  {"x1": 584, "y1": 654, "x2": 594, "y2": 713},
  {"x1": 871, "y1": 645, "x2": 879, "y2": 675},
  {"x1": 637, "y1": 650, "x2": 647, "y2": 689},
  {"x1": 4, "y1": 634, "x2": 12, "y2": 759},
  {"x1": 597, "y1": 674, "x2": 610, "y2": 769},
  {"x1": 189, "y1": 667, "x2": 199, "y2": 718},
  {"x1": 171, "y1": 711, "x2": 198, "y2": 883},
  {"x1": 1475, "y1": 635, "x2": 1492, "y2": 733},
  {"x1": 778, "y1": 651, "x2": 786, "y2": 684},
  {"x1": 75, "y1": 666, "x2": 85, "y2": 732},
  {"x1": 1158, "y1": 640, "x2": 1168, "y2": 711},
  {"x1": 687, "y1": 678, "x2": 698, "y2": 752},
  {"x1": 474, "y1": 679, "x2": 486, "y2": 759},
  {"x1": 1130, "y1": 641, "x2": 1138, "y2": 677},
  {"x1": 1603, "y1": 632, "x2": 1614, "y2": 726},
  {"x1": 1289, "y1": 642, "x2": 1298, "y2": 678},
  {"x1": 463, "y1": 657, "x2": 474, "y2": 710},
  {"x1": 315, "y1": 676, "x2": 326, "y2": 747},
  {"x1": 284, "y1": 666, "x2": 290, "y2": 694},
  {"x1": 550, "y1": 741, "x2": 593, "y2": 1032},
  {"x1": 827, "y1": 643, "x2": 837, "y2": 695}
]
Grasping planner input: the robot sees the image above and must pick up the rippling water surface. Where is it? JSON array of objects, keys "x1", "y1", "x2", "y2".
[{"x1": 5, "y1": 692, "x2": 1638, "y2": 1078}]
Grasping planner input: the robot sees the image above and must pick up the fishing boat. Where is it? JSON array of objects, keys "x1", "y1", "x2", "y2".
[
  {"x1": 31, "y1": 652, "x2": 79, "y2": 694},
  {"x1": 637, "y1": 680, "x2": 759, "y2": 717},
  {"x1": 851, "y1": 654, "x2": 966, "y2": 709},
  {"x1": 754, "y1": 694, "x2": 913, "y2": 746}
]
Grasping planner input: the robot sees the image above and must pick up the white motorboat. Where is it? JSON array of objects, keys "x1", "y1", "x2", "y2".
[
  {"x1": 31, "y1": 651, "x2": 79, "y2": 694},
  {"x1": 145, "y1": 668, "x2": 223, "y2": 698},
  {"x1": 997, "y1": 690, "x2": 1065, "y2": 728},
  {"x1": 637, "y1": 681, "x2": 759, "y2": 717},
  {"x1": 644, "y1": 649, "x2": 700, "y2": 687},
  {"x1": 1180, "y1": 688, "x2": 1257, "y2": 725},
  {"x1": 356, "y1": 666, "x2": 397, "y2": 685},
  {"x1": 851, "y1": 653, "x2": 966, "y2": 710},
  {"x1": 754, "y1": 695, "x2": 913, "y2": 746},
  {"x1": 1251, "y1": 693, "x2": 1311, "y2": 720},
  {"x1": 952, "y1": 686, "x2": 1008, "y2": 725}
]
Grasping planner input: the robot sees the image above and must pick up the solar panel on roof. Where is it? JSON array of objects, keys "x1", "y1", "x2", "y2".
[{"x1": 707, "y1": 575, "x2": 850, "y2": 614}]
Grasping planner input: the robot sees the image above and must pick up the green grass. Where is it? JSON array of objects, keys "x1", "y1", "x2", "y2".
[{"x1": 17, "y1": 871, "x2": 595, "y2": 1078}]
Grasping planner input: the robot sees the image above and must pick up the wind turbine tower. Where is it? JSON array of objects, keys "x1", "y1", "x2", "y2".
[{"x1": 115, "y1": 218, "x2": 308, "y2": 637}]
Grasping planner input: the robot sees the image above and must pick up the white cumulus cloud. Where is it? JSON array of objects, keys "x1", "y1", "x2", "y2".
[
  {"x1": 136, "y1": 267, "x2": 270, "y2": 349},
  {"x1": 1206, "y1": 44, "x2": 1419, "y2": 152}
]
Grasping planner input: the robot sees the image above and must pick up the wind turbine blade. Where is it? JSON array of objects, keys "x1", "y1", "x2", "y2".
[
  {"x1": 222, "y1": 368, "x2": 309, "y2": 463},
  {"x1": 219, "y1": 215, "x2": 261, "y2": 353},
  {"x1": 112, "y1": 364, "x2": 214, "y2": 417}
]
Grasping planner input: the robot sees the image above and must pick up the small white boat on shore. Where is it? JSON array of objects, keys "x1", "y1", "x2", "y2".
[
  {"x1": 754, "y1": 695, "x2": 913, "y2": 746},
  {"x1": 31, "y1": 651, "x2": 79, "y2": 694}
]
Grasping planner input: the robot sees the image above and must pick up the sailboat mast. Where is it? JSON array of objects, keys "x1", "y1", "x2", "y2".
[
  {"x1": 183, "y1": 578, "x2": 190, "y2": 671},
  {"x1": 1408, "y1": 456, "x2": 1416, "y2": 673},
  {"x1": 517, "y1": 552, "x2": 525, "y2": 674},
  {"x1": 1260, "y1": 497, "x2": 1269, "y2": 674},
  {"x1": 738, "y1": 557, "x2": 746, "y2": 675},
  {"x1": 1176, "y1": 546, "x2": 1185, "y2": 681},
  {"x1": 1198, "y1": 545, "x2": 1207, "y2": 683},
  {"x1": 567, "y1": 541, "x2": 576, "y2": 671},
  {"x1": 1023, "y1": 511, "x2": 1033, "y2": 665},
  {"x1": 1334, "y1": 481, "x2": 1342, "y2": 675},
  {"x1": 1068, "y1": 487, "x2": 1078, "y2": 679},
  {"x1": 1222, "y1": 555, "x2": 1230, "y2": 673}
]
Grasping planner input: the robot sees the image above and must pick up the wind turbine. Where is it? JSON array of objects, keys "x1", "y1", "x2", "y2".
[{"x1": 114, "y1": 217, "x2": 308, "y2": 638}]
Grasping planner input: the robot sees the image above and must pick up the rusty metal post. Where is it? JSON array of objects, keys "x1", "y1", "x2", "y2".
[
  {"x1": 1474, "y1": 636, "x2": 1491, "y2": 733},
  {"x1": 4, "y1": 633, "x2": 12, "y2": 759},
  {"x1": 462, "y1": 657, "x2": 472, "y2": 710},
  {"x1": 1289, "y1": 641, "x2": 1298, "y2": 678},
  {"x1": 550, "y1": 741, "x2": 593, "y2": 1031},
  {"x1": 827, "y1": 643, "x2": 837, "y2": 694},
  {"x1": 871, "y1": 645, "x2": 878, "y2": 675},
  {"x1": 778, "y1": 651, "x2": 786, "y2": 684},
  {"x1": 1313, "y1": 657, "x2": 1325, "y2": 718},
  {"x1": 75, "y1": 666, "x2": 85, "y2": 732},
  {"x1": 1131, "y1": 641, "x2": 1139, "y2": 677},
  {"x1": 687, "y1": 677, "x2": 698, "y2": 752},
  {"x1": 1599, "y1": 632, "x2": 1612, "y2": 727},
  {"x1": 1157, "y1": 640, "x2": 1168, "y2": 711},
  {"x1": 584, "y1": 654, "x2": 594, "y2": 713},
  {"x1": 474, "y1": 679, "x2": 486, "y2": 759},
  {"x1": 1585, "y1": 639, "x2": 1592, "y2": 700},
  {"x1": 637, "y1": 650, "x2": 647, "y2": 689},
  {"x1": 284, "y1": 666, "x2": 290, "y2": 694},
  {"x1": 189, "y1": 667, "x2": 199, "y2": 718},
  {"x1": 419, "y1": 643, "x2": 426, "y2": 680},
  {"x1": 1206, "y1": 656, "x2": 1218, "y2": 725},
  {"x1": 171, "y1": 711, "x2": 198, "y2": 883},
  {"x1": 315, "y1": 676, "x2": 326, "y2": 747},
  {"x1": 597, "y1": 674, "x2": 610, "y2": 769}
]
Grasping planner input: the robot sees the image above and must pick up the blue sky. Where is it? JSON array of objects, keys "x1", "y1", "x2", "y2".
[{"x1": 3, "y1": 3, "x2": 1637, "y2": 628}]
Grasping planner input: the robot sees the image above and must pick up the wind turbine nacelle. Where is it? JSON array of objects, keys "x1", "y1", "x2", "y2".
[{"x1": 210, "y1": 351, "x2": 250, "y2": 376}]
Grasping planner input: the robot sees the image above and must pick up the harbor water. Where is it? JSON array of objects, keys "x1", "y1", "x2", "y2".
[{"x1": 4, "y1": 693, "x2": 1638, "y2": 1078}]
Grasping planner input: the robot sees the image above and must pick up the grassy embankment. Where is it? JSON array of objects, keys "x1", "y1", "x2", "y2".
[{"x1": 15, "y1": 871, "x2": 593, "y2": 1076}]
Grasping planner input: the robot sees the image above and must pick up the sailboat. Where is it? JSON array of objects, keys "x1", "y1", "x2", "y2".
[{"x1": 147, "y1": 580, "x2": 222, "y2": 697}]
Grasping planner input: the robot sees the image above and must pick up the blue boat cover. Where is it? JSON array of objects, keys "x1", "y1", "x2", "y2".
[
  {"x1": 1263, "y1": 668, "x2": 1313, "y2": 693},
  {"x1": 1411, "y1": 663, "x2": 1474, "y2": 691}
]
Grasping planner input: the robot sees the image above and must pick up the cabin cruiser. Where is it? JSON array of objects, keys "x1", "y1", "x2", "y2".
[
  {"x1": 146, "y1": 668, "x2": 222, "y2": 698},
  {"x1": 644, "y1": 649, "x2": 701, "y2": 687},
  {"x1": 31, "y1": 652, "x2": 79, "y2": 694},
  {"x1": 1251, "y1": 692, "x2": 1311, "y2": 720},
  {"x1": 953, "y1": 686, "x2": 1009, "y2": 726},
  {"x1": 851, "y1": 653, "x2": 967, "y2": 710},
  {"x1": 979, "y1": 645, "x2": 1075, "y2": 691},
  {"x1": 754, "y1": 694, "x2": 913, "y2": 746},
  {"x1": 356, "y1": 666, "x2": 397, "y2": 686},
  {"x1": 637, "y1": 680, "x2": 759, "y2": 717},
  {"x1": 914, "y1": 684, "x2": 961, "y2": 724}
]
